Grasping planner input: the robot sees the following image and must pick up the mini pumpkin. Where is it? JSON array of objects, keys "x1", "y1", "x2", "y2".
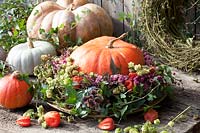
[
  {"x1": 6, "y1": 38, "x2": 56, "y2": 75},
  {"x1": 0, "y1": 71, "x2": 32, "y2": 109},
  {"x1": 70, "y1": 33, "x2": 145, "y2": 75},
  {"x1": 0, "y1": 47, "x2": 7, "y2": 61},
  {"x1": 27, "y1": 0, "x2": 113, "y2": 48}
]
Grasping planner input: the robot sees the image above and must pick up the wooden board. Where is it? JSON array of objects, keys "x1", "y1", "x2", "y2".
[
  {"x1": 0, "y1": 69, "x2": 200, "y2": 132},
  {"x1": 194, "y1": 1, "x2": 200, "y2": 40},
  {"x1": 25, "y1": 0, "x2": 199, "y2": 40},
  {"x1": 124, "y1": 0, "x2": 133, "y2": 32},
  {"x1": 90, "y1": 0, "x2": 102, "y2": 6},
  {"x1": 102, "y1": 0, "x2": 124, "y2": 36}
]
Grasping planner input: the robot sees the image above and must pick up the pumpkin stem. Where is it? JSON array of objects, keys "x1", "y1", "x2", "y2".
[
  {"x1": 107, "y1": 32, "x2": 128, "y2": 48},
  {"x1": 67, "y1": 3, "x2": 75, "y2": 11},
  {"x1": 11, "y1": 71, "x2": 20, "y2": 79},
  {"x1": 27, "y1": 38, "x2": 34, "y2": 48}
]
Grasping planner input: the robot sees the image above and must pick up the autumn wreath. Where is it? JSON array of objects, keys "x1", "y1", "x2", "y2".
[{"x1": 33, "y1": 36, "x2": 175, "y2": 120}]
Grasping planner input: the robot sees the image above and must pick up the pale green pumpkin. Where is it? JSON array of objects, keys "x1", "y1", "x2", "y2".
[{"x1": 6, "y1": 39, "x2": 56, "y2": 75}]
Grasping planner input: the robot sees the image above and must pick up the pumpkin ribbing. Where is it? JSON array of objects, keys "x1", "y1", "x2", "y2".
[
  {"x1": 27, "y1": 0, "x2": 113, "y2": 48},
  {"x1": 0, "y1": 71, "x2": 32, "y2": 109},
  {"x1": 70, "y1": 35, "x2": 145, "y2": 75},
  {"x1": 6, "y1": 40, "x2": 56, "y2": 75}
]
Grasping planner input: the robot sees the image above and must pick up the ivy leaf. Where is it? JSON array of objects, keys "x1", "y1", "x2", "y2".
[
  {"x1": 76, "y1": 37, "x2": 82, "y2": 45},
  {"x1": 131, "y1": 99, "x2": 146, "y2": 110},
  {"x1": 120, "y1": 93, "x2": 126, "y2": 99},
  {"x1": 58, "y1": 23, "x2": 64, "y2": 29},
  {"x1": 113, "y1": 111, "x2": 120, "y2": 118},
  {"x1": 164, "y1": 75, "x2": 172, "y2": 84},
  {"x1": 39, "y1": 28, "x2": 45, "y2": 34},
  {"x1": 64, "y1": 78, "x2": 77, "y2": 104},
  {"x1": 19, "y1": 74, "x2": 30, "y2": 84},
  {"x1": 119, "y1": 105, "x2": 128, "y2": 122},
  {"x1": 120, "y1": 105, "x2": 128, "y2": 117},
  {"x1": 147, "y1": 94, "x2": 157, "y2": 101},
  {"x1": 165, "y1": 86, "x2": 174, "y2": 96},
  {"x1": 118, "y1": 12, "x2": 126, "y2": 22},
  {"x1": 101, "y1": 81, "x2": 112, "y2": 98},
  {"x1": 80, "y1": 109, "x2": 91, "y2": 118},
  {"x1": 65, "y1": 87, "x2": 77, "y2": 104},
  {"x1": 75, "y1": 14, "x2": 81, "y2": 22}
]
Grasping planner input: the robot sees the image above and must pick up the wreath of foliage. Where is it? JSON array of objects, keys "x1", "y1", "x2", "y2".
[
  {"x1": 33, "y1": 48, "x2": 175, "y2": 121},
  {"x1": 139, "y1": 0, "x2": 200, "y2": 72}
]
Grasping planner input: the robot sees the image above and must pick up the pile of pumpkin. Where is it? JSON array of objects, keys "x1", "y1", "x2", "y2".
[{"x1": 0, "y1": 0, "x2": 175, "y2": 131}]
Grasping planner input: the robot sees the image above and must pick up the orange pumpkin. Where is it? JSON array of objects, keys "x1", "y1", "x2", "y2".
[
  {"x1": 0, "y1": 71, "x2": 32, "y2": 109},
  {"x1": 26, "y1": 0, "x2": 113, "y2": 48},
  {"x1": 70, "y1": 33, "x2": 145, "y2": 75}
]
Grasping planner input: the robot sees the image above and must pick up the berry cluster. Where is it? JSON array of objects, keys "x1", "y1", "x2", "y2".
[{"x1": 82, "y1": 87, "x2": 104, "y2": 110}]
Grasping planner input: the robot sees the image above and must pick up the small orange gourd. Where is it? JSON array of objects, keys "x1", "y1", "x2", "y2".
[{"x1": 0, "y1": 71, "x2": 32, "y2": 109}]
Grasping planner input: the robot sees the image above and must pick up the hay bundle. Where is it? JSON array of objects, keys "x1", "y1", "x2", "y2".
[{"x1": 141, "y1": 0, "x2": 200, "y2": 72}]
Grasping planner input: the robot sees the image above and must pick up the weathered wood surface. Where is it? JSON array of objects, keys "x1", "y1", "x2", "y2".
[
  {"x1": 21, "y1": 0, "x2": 200, "y2": 38},
  {"x1": 0, "y1": 69, "x2": 200, "y2": 133},
  {"x1": 102, "y1": 0, "x2": 124, "y2": 36},
  {"x1": 89, "y1": 0, "x2": 101, "y2": 6}
]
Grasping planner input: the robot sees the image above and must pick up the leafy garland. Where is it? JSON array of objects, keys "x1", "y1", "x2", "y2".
[
  {"x1": 0, "y1": 0, "x2": 34, "y2": 52},
  {"x1": 33, "y1": 48, "x2": 175, "y2": 120}
]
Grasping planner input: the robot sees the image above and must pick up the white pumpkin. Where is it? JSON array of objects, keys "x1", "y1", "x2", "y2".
[
  {"x1": 0, "y1": 47, "x2": 7, "y2": 61},
  {"x1": 6, "y1": 39, "x2": 56, "y2": 75}
]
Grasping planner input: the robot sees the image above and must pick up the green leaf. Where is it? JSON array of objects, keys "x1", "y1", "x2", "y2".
[
  {"x1": 147, "y1": 94, "x2": 157, "y2": 101},
  {"x1": 75, "y1": 14, "x2": 81, "y2": 22},
  {"x1": 76, "y1": 37, "x2": 82, "y2": 45},
  {"x1": 58, "y1": 23, "x2": 64, "y2": 29},
  {"x1": 165, "y1": 86, "x2": 174, "y2": 96},
  {"x1": 13, "y1": 29, "x2": 18, "y2": 36},
  {"x1": 114, "y1": 111, "x2": 120, "y2": 118},
  {"x1": 64, "y1": 78, "x2": 77, "y2": 104},
  {"x1": 118, "y1": 12, "x2": 126, "y2": 22},
  {"x1": 65, "y1": 87, "x2": 77, "y2": 104},
  {"x1": 120, "y1": 93, "x2": 126, "y2": 99},
  {"x1": 131, "y1": 99, "x2": 146, "y2": 109},
  {"x1": 39, "y1": 28, "x2": 45, "y2": 34},
  {"x1": 164, "y1": 75, "x2": 172, "y2": 84},
  {"x1": 0, "y1": 73, "x2": 3, "y2": 78},
  {"x1": 75, "y1": 101, "x2": 82, "y2": 109},
  {"x1": 64, "y1": 78, "x2": 73, "y2": 88},
  {"x1": 19, "y1": 74, "x2": 30, "y2": 85},
  {"x1": 77, "y1": 108, "x2": 91, "y2": 118},
  {"x1": 40, "y1": 85, "x2": 48, "y2": 98},
  {"x1": 120, "y1": 105, "x2": 128, "y2": 118},
  {"x1": 101, "y1": 81, "x2": 112, "y2": 98}
]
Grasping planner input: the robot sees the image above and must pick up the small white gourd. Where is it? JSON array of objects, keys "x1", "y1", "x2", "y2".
[{"x1": 6, "y1": 38, "x2": 56, "y2": 75}]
